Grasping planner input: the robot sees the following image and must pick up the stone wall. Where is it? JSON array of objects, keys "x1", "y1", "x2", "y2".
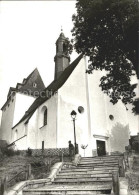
[{"x1": 20, "y1": 148, "x2": 69, "y2": 156}]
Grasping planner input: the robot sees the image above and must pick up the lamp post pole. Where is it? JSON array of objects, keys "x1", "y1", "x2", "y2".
[
  {"x1": 70, "y1": 110, "x2": 78, "y2": 154},
  {"x1": 73, "y1": 118, "x2": 76, "y2": 149}
]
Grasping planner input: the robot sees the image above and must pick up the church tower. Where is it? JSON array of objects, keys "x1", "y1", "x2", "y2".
[{"x1": 54, "y1": 32, "x2": 70, "y2": 80}]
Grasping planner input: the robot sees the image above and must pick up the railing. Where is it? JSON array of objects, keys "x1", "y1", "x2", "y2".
[
  {"x1": 0, "y1": 164, "x2": 29, "y2": 195},
  {"x1": 7, "y1": 135, "x2": 27, "y2": 148}
]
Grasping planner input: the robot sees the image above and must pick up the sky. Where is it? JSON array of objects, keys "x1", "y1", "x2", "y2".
[
  {"x1": 0, "y1": 1, "x2": 78, "y2": 120},
  {"x1": 0, "y1": 1, "x2": 138, "y2": 134}
]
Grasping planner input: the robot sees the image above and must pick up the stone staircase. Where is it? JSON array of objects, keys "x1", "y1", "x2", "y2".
[{"x1": 23, "y1": 155, "x2": 124, "y2": 195}]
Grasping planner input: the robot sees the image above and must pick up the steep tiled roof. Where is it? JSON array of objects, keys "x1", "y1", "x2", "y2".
[
  {"x1": 18, "y1": 68, "x2": 45, "y2": 94},
  {"x1": 12, "y1": 54, "x2": 83, "y2": 129},
  {"x1": 1, "y1": 68, "x2": 45, "y2": 110}
]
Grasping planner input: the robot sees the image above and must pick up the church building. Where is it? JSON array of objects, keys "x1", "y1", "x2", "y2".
[{"x1": 0, "y1": 32, "x2": 131, "y2": 156}]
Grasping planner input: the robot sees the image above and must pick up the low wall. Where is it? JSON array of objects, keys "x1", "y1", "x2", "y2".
[
  {"x1": 0, "y1": 140, "x2": 8, "y2": 148},
  {"x1": 20, "y1": 148, "x2": 69, "y2": 156}
]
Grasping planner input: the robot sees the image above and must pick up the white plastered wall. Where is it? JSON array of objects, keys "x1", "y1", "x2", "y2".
[
  {"x1": 87, "y1": 68, "x2": 130, "y2": 153},
  {"x1": 12, "y1": 119, "x2": 28, "y2": 150},
  {"x1": 36, "y1": 94, "x2": 58, "y2": 149},
  {"x1": 0, "y1": 94, "x2": 16, "y2": 143},
  {"x1": 57, "y1": 57, "x2": 91, "y2": 156},
  {"x1": 13, "y1": 93, "x2": 35, "y2": 127}
]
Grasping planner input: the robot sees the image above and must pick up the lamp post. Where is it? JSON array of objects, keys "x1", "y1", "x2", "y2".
[{"x1": 70, "y1": 110, "x2": 78, "y2": 154}]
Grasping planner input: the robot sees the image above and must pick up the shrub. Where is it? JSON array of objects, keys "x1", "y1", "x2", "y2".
[
  {"x1": 14, "y1": 150, "x2": 20, "y2": 155},
  {"x1": 4, "y1": 148, "x2": 15, "y2": 156}
]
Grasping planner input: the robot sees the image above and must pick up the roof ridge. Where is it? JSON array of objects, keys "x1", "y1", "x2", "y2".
[{"x1": 25, "y1": 68, "x2": 38, "y2": 80}]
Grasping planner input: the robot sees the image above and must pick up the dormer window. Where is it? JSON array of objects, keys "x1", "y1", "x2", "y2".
[{"x1": 33, "y1": 82, "x2": 37, "y2": 88}]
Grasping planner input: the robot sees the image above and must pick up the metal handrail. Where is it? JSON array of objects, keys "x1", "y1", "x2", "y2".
[
  {"x1": 7, "y1": 135, "x2": 27, "y2": 147},
  {"x1": 8, "y1": 170, "x2": 26, "y2": 184}
]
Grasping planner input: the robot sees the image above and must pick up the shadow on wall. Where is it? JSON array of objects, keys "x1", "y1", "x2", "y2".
[{"x1": 110, "y1": 122, "x2": 129, "y2": 152}]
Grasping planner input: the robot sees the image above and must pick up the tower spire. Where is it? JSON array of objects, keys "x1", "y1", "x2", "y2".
[{"x1": 54, "y1": 32, "x2": 70, "y2": 80}]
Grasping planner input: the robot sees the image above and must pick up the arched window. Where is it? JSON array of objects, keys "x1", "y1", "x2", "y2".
[
  {"x1": 44, "y1": 108, "x2": 47, "y2": 126},
  {"x1": 40, "y1": 106, "x2": 48, "y2": 128}
]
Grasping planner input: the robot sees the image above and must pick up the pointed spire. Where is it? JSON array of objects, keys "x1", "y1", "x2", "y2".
[{"x1": 59, "y1": 25, "x2": 65, "y2": 38}]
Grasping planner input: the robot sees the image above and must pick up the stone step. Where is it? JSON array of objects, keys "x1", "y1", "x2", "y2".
[
  {"x1": 77, "y1": 165, "x2": 119, "y2": 168},
  {"x1": 80, "y1": 160, "x2": 119, "y2": 163},
  {"x1": 71, "y1": 163, "x2": 119, "y2": 167},
  {"x1": 60, "y1": 167, "x2": 119, "y2": 172},
  {"x1": 23, "y1": 192, "x2": 111, "y2": 195},
  {"x1": 57, "y1": 173, "x2": 112, "y2": 179},
  {"x1": 54, "y1": 177, "x2": 112, "y2": 183},
  {"x1": 82, "y1": 155, "x2": 123, "y2": 159},
  {"x1": 80, "y1": 158, "x2": 119, "y2": 162},
  {"x1": 81, "y1": 157, "x2": 120, "y2": 159},
  {"x1": 53, "y1": 180, "x2": 112, "y2": 185},
  {"x1": 81, "y1": 157, "x2": 122, "y2": 161},
  {"x1": 80, "y1": 160, "x2": 119, "y2": 164},
  {"x1": 23, "y1": 184, "x2": 112, "y2": 195},
  {"x1": 79, "y1": 162, "x2": 119, "y2": 166},
  {"x1": 81, "y1": 159, "x2": 119, "y2": 162},
  {"x1": 59, "y1": 170, "x2": 114, "y2": 175},
  {"x1": 61, "y1": 166, "x2": 119, "y2": 171}
]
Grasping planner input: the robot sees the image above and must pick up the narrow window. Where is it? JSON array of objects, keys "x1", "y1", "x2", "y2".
[
  {"x1": 33, "y1": 82, "x2": 37, "y2": 88},
  {"x1": 44, "y1": 108, "x2": 47, "y2": 126}
]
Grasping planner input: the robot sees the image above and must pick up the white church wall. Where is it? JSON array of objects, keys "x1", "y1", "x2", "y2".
[
  {"x1": 127, "y1": 106, "x2": 139, "y2": 136},
  {"x1": 87, "y1": 71, "x2": 108, "y2": 137},
  {"x1": 12, "y1": 120, "x2": 27, "y2": 150},
  {"x1": 0, "y1": 94, "x2": 16, "y2": 143},
  {"x1": 27, "y1": 110, "x2": 39, "y2": 149},
  {"x1": 12, "y1": 109, "x2": 39, "y2": 150},
  {"x1": 126, "y1": 81, "x2": 139, "y2": 136},
  {"x1": 87, "y1": 69, "x2": 130, "y2": 153},
  {"x1": 86, "y1": 69, "x2": 110, "y2": 155},
  {"x1": 105, "y1": 97, "x2": 130, "y2": 152},
  {"x1": 11, "y1": 89, "x2": 58, "y2": 150},
  {"x1": 37, "y1": 94, "x2": 58, "y2": 149},
  {"x1": 57, "y1": 58, "x2": 91, "y2": 156},
  {"x1": 13, "y1": 93, "x2": 35, "y2": 127}
]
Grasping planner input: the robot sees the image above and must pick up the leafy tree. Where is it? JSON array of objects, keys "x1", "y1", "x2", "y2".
[{"x1": 72, "y1": 0, "x2": 138, "y2": 113}]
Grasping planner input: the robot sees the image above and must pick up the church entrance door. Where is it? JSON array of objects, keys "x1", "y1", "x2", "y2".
[{"x1": 96, "y1": 140, "x2": 106, "y2": 156}]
